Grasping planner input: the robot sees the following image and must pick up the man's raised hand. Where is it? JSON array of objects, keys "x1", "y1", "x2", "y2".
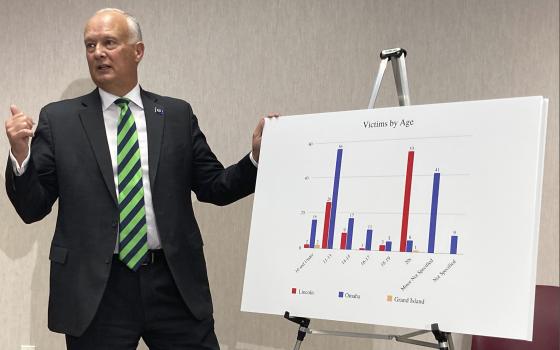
[
  {"x1": 252, "y1": 113, "x2": 279, "y2": 163},
  {"x1": 5, "y1": 105, "x2": 34, "y2": 165}
]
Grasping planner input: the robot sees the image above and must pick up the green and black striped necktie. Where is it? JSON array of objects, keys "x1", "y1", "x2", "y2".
[{"x1": 115, "y1": 98, "x2": 148, "y2": 271}]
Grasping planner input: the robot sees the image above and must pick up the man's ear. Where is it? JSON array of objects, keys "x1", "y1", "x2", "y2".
[{"x1": 135, "y1": 42, "x2": 145, "y2": 63}]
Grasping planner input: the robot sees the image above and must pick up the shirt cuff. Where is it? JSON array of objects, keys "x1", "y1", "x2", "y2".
[
  {"x1": 249, "y1": 152, "x2": 258, "y2": 168},
  {"x1": 10, "y1": 149, "x2": 31, "y2": 176}
]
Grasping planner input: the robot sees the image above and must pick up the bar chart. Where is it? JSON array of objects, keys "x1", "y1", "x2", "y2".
[{"x1": 302, "y1": 146, "x2": 461, "y2": 255}]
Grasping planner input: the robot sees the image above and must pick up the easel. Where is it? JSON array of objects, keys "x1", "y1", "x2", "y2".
[{"x1": 284, "y1": 48, "x2": 455, "y2": 350}]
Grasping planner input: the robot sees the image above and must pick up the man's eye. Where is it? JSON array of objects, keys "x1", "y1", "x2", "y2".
[
  {"x1": 85, "y1": 43, "x2": 96, "y2": 50},
  {"x1": 106, "y1": 40, "x2": 117, "y2": 48}
]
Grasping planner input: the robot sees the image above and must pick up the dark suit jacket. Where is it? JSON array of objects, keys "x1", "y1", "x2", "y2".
[{"x1": 5, "y1": 88, "x2": 257, "y2": 336}]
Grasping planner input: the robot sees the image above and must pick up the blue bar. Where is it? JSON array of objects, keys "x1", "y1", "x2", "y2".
[
  {"x1": 346, "y1": 218, "x2": 354, "y2": 250},
  {"x1": 385, "y1": 241, "x2": 392, "y2": 251},
  {"x1": 309, "y1": 219, "x2": 317, "y2": 248},
  {"x1": 365, "y1": 229, "x2": 373, "y2": 250},
  {"x1": 450, "y1": 235, "x2": 458, "y2": 254},
  {"x1": 327, "y1": 148, "x2": 343, "y2": 249},
  {"x1": 428, "y1": 172, "x2": 441, "y2": 253},
  {"x1": 406, "y1": 240, "x2": 413, "y2": 252}
]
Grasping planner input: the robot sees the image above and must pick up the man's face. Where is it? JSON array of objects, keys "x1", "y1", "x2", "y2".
[{"x1": 84, "y1": 12, "x2": 144, "y2": 96}]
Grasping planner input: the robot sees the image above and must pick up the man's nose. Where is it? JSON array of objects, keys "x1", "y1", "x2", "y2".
[{"x1": 93, "y1": 44, "x2": 106, "y2": 58}]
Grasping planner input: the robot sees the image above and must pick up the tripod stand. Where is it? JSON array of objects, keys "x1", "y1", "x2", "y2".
[{"x1": 284, "y1": 48, "x2": 455, "y2": 350}]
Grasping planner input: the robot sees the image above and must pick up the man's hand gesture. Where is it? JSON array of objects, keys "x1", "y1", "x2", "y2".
[
  {"x1": 5, "y1": 105, "x2": 34, "y2": 165},
  {"x1": 252, "y1": 113, "x2": 279, "y2": 163}
]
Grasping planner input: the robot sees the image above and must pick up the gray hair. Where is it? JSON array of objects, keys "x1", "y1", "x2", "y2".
[{"x1": 95, "y1": 8, "x2": 143, "y2": 43}]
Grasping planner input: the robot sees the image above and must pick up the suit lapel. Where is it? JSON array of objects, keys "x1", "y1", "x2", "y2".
[
  {"x1": 78, "y1": 89, "x2": 118, "y2": 206},
  {"x1": 141, "y1": 89, "x2": 164, "y2": 189}
]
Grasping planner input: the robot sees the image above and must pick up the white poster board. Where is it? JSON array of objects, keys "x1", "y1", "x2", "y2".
[{"x1": 241, "y1": 97, "x2": 548, "y2": 340}]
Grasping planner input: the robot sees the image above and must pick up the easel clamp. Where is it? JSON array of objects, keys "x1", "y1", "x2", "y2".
[{"x1": 380, "y1": 47, "x2": 407, "y2": 59}]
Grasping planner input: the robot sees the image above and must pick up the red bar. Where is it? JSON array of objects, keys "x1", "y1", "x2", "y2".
[
  {"x1": 379, "y1": 245, "x2": 385, "y2": 251},
  {"x1": 321, "y1": 201, "x2": 332, "y2": 248},
  {"x1": 340, "y1": 232, "x2": 347, "y2": 249},
  {"x1": 400, "y1": 150, "x2": 415, "y2": 252},
  {"x1": 303, "y1": 244, "x2": 310, "y2": 248},
  {"x1": 359, "y1": 247, "x2": 365, "y2": 250}
]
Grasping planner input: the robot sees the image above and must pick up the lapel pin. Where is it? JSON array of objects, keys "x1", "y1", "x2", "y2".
[{"x1": 155, "y1": 107, "x2": 164, "y2": 116}]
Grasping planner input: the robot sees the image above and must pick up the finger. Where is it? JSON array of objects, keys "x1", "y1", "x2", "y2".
[
  {"x1": 10, "y1": 112, "x2": 24, "y2": 119},
  {"x1": 8, "y1": 118, "x2": 33, "y2": 131},
  {"x1": 26, "y1": 117, "x2": 34, "y2": 129},
  {"x1": 14, "y1": 128, "x2": 34, "y2": 138},
  {"x1": 253, "y1": 117, "x2": 265, "y2": 136},
  {"x1": 10, "y1": 105, "x2": 22, "y2": 117},
  {"x1": 10, "y1": 115, "x2": 34, "y2": 128}
]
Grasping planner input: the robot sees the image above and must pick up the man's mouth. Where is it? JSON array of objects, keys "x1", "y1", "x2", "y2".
[{"x1": 97, "y1": 64, "x2": 111, "y2": 71}]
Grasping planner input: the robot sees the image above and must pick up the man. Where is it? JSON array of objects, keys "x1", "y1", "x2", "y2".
[{"x1": 5, "y1": 8, "x2": 271, "y2": 350}]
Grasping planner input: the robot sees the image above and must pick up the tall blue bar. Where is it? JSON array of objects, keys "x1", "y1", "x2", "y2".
[
  {"x1": 365, "y1": 229, "x2": 373, "y2": 250},
  {"x1": 346, "y1": 218, "x2": 354, "y2": 250},
  {"x1": 428, "y1": 172, "x2": 441, "y2": 253},
  {"x1": 450, "y1": 235, "x2": 458, "y2": 254},
  {"x1": 385, "y1": 241, "x2": 392, "y2": 251},
  {"x1": 406, "y1": 240, "x2": 413, "y2": 252},
  {"x1": 309, "y1": 219, "x2": 317, "y2": 248},
  {"x1": 327, "y1": 148, "x2": 343, "y2": 249}
]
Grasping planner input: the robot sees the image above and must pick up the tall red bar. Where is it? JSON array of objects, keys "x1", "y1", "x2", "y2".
[
  {"x1": 340, "y1": 232, "x2": 347, "y2": 249},
  {"x1": 399, "y1": 150, "x2": 415, "y2": 252},
  {"x1": 321, "y1": 201, "x2": 332, "y2": 248}
]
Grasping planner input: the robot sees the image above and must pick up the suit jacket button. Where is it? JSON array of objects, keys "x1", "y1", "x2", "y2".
[
  {"x1": 111, "y1": 221, "x2": 117, "y2": 228},
  {"x1": 105, "y1": 257, "x2": 111, "y2": 264}
]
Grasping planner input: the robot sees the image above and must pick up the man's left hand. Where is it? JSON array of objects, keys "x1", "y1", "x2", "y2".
[{"x1": 252, "y1": 113, "x2": 279, "y2": 163}]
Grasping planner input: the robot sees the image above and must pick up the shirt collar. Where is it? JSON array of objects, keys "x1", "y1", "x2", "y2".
[{"x1": 98, "y1": 84, "x2": 144, "y2": 111}]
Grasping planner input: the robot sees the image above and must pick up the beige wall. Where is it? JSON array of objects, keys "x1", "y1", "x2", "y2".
[{"x1": 0, "y1": 1, "x2": 558, "y2": 349}]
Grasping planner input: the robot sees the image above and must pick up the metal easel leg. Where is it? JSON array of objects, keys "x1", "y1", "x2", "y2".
[
  {"x1": 391, "y1": 52, "x2": 411, "y2": 106},
  {"x1": 368, "y1": 57, "x2": 389, "y2": 109}
]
